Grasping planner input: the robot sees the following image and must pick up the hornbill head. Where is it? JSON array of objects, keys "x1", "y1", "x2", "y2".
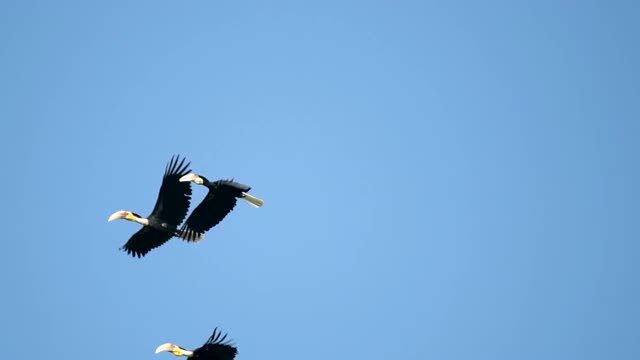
[
  {"x1": 179, "y1": 173, "x2": 205, "y2": 185},
  {"x1": 107, "y1": 210, "x2": 146, "y2": 224},
  {"x1": 155, "y1": 343, "x2": 194, "y2": 357}
]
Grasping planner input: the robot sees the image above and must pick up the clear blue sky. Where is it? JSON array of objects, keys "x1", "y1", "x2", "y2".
[{"x1": 1, "y1": 1, "x2": 639, "y2": 359}]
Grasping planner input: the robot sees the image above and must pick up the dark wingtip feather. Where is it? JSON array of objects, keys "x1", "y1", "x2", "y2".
[
  {"x1": 205, "y1": 327, "x2": 234, "y2": 346},
  {"x1": 165, "y1": 154, "x2": 185, "y2": 176},
  {"x1": 165, "y1": 155, "x2": 175, "y2": 176},
  {"x1": 164, "y1": 154, "x2": 192, "y2": 177},
  {"x1": 176, "y1": 156, "x2": 185, "y2": 174},
  {"x1": 120, "y1": 246, "x2": 145, "y2": 258}
]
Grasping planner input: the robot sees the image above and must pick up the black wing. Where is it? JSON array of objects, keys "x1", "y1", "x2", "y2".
[
  {"x1": 180, "y1": 180, "x2": 251, "y2": 241},
  {"x1": 148, "y1": 155, "x2": 193, "y2": 226},
  {"x1": 120, "y1": 226, "x2": 173, "y2": 258},
  {"x1": 193, "y1": 328, "x2": 238, "y2": 360}
]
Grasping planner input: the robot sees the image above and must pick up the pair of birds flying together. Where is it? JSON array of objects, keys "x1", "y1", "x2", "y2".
[
  {"x1": 108, "y1": 155, "x2": 251, "y2": 359},
  {"x1": 109, "y1": 156, "x2": 249, "y2": 360},
  {"x1": 108, "y1": 155, "x2": 264, "y2": 257}
]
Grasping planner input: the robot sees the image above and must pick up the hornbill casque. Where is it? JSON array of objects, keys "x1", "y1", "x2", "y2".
[
  {"x1": 155, "y1": 327, "x2": 238, "y2": 360},
  {"x1": 107, "y1": 155, "x2": 202, "y2": 258},
  {"x1": 178, "y1": 172, "x2": 264, "y2": 242}
]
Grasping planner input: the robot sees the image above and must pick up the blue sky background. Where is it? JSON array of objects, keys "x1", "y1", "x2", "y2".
[{"x1": 1, "y1": 1, "x2": 639, "y2": 359}]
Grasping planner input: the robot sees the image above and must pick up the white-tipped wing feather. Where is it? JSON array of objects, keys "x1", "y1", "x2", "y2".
[{"x1": 175, "y1": 228, "x2": 205, "y2": 242}]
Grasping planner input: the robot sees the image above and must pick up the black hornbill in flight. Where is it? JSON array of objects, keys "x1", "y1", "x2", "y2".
[
  {"x1": 107, "y1": 155, "x2": 202, "y2": 257},
  {"x1": 177, "y1": 172, "x2": 264, "y2": 242},
  {"x1": 155, "y1": 327, "x2": 238, "y2": 360}
]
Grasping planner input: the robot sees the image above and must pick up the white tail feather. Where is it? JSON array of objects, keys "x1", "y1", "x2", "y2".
[{"x1": 242, "y1": 192, "x2": 264, "y2": 208}]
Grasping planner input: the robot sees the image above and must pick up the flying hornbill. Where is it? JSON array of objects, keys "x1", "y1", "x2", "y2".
[
  {"x1": 177, "y1": 172, "x2": 264, "y2": 242},
  {"x1": 107, "y1": 155, "x2": 202, "y2": 257},
  {"x1": 155, "y1": 327, "x2": 238, "y2": 360}
]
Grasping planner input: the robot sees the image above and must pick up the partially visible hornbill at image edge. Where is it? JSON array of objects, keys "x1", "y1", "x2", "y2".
[
  {"x1": 155, "y1": 327, "x2": 238, "y2": 360},
  {"x1": 178, "y1": 172, "x2": 264, "y2": 242},
  {"x1": 107, "y1": 155, "x2": 203, "y2": 257}
]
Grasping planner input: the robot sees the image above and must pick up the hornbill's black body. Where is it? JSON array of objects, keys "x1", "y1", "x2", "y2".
[
  {"x1": 108, "y1": 155, "x2": 194, "y2": 257},
  {"x1": 179, "y1": 174, "x2": 263, "y2": 242}
]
